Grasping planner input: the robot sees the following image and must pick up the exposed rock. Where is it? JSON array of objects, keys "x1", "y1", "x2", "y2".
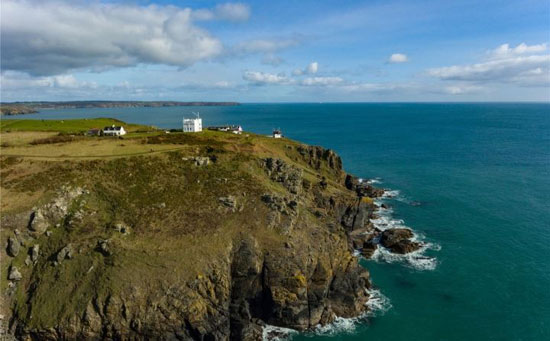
[
  {"x1": 56, "y1": 244, "x2": 74, "y2": 263},
  {"x1": 219, "y1": 196, "x2": 237, "y2": 210},
  {"x1": 114, "y1": 223, "x2": 130, "y2": 235},
  {"x1": 28, "y1": 186, "x2": 85, "y2": 234},
  {"x1": 8, "y1": 266, "x2": 22, "y2": 281},
  {"x1": 96, "y1": 240, "x2": 111, "y2": 256},
  {"x1": 263, "y1": 158, "x2": 303, "y2": 194},
  {"x1": 296, "y1": 145, "x2": 343, "y2": 176},
  {"x1": 380, "y1": 228, "x2": 422, "y2": 254},
  {"x1": 30, "y1": 244, "x2": 40, "y2": 262},
  {"x1": 261, "y1": 194, "x2": 296, "y2": 215},
  {"x1": 7, "y1": 237, "x2": 20, "y2": 257},
  {"x1": 193, "y1": 156, "x2": 211, "y2": 166}
]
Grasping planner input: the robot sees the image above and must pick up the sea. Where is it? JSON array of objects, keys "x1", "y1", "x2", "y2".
[{"x1": 5, "y1": 103, "x2": 550, "y2": 340}]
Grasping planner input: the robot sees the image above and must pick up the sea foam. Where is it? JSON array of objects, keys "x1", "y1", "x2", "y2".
[
  {"x1": 262, "y1": 289, "x2": 391, "y2": 340},
  {"x1": 369, "y1": 186, "x2": 440, "y2": 271}
]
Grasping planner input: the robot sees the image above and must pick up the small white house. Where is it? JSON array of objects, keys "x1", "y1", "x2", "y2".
[
  {"x1": 183, "y1": 113, "x2": 202, "y2": 132},
  {"x1": 103, "y1": 125, "x2": 126, "y2": 136},
  {"x1": 273, "y1": 129, "x2": 282, "y2": 139}
]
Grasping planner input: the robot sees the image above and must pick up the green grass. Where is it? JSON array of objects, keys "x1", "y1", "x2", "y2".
[{"x1": 0, "y1": 118, "x2": 153, "y2": 133}]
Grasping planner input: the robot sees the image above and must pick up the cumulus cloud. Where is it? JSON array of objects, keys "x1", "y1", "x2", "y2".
[
  {"x1": 388, "y1": 53, "x2": 408, "y2": 63},
  {"x1": 490, "y1": 42, "x2": 547, "y2": 59},
  {"x1": 301, "y1": 76, "x2": 342, "y2": 86},
  {"x1": 429, "y1": 46, "x2": 550, "y2": 87},
  {"x1": 293, "y1": 62, "x2": 319, "y2": 75},
  {"x1": 242, "y1": 71, "x2": 290, "y2": 85},
  {"x1": 0, "y1": 0, "x2": 245, "y2": 76},
  {"x1": 192, "y1": 3, "x2": 250, "y2": 22}
]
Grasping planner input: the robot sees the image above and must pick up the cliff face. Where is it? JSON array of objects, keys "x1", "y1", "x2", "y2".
[{"x1": 1, "y1": 131, "x2": 377, "y2": 340}]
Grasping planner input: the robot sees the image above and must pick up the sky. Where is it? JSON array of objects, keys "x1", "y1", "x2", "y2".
[{"x1": 1, "y1": 0, "x2": 549, "y2": 102}]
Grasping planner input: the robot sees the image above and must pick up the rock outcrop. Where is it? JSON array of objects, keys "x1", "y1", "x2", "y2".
[{"x1": 380, "y1": 228, "x2": 422, "y2": 254}]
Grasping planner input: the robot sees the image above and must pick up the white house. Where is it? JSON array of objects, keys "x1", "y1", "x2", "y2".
[
  {"x1": 272, "y1": 129, "x2": 282, "y2": 139},
  {"x1": 183, "y1": 114, "x2": 202, "y2": 132},
  {"x1": 103, "y1": 125, "x2": 127, "y2": 136}
]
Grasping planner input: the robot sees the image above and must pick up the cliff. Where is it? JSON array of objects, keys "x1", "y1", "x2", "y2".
[{"x1": 1, "y1": 123, "x2": 384, "y2": 340}]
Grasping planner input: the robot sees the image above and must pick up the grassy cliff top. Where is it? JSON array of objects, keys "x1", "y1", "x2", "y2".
[{"x1": 1, "y1": 119, "x2": 355, "y2": 333}]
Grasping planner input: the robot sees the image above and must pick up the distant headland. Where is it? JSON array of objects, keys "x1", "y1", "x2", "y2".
[{"x1": 0, "y1": 101, "x2": 240, "y2": 116}]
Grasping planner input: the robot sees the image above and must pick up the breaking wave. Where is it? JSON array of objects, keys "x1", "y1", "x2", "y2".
[
  {"x1": 369, "y1": 184, "x2": 440, "y2": 271},
  {"x1": 262, "y1": 289, "x2": 391, "y2": 340}
]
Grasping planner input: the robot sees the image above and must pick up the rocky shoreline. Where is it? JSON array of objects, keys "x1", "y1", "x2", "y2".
[{"x1": 1, "y1": 135, "x2": 426, "y2": 340}]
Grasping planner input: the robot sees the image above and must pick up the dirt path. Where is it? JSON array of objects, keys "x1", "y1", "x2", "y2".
[{"x1": 1, "y1": 147, "x2": 188, "y2": 160}]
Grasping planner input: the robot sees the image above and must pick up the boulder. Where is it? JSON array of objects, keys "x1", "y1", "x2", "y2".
[
  {"x1": 28, "y1": 209, "x2": 49, "y2": 234},
  {"x1": 30, "y1": 244, "x2": 40, "y2": 262},
  {"x1": 218, "y1": 196, "x2": 237, "y2": 210},
  {"x1": 7, "y1": 236, "x2": 20, "y2": 257},
  {"x1": 8, "y1": 266, "x2": 22, "y2": 281},
  {"x1": 56, "y1": 244, "x2": 74, "y2": 263},
  {"x1": 380, "y1": 228, "x2": 422, "y2": 254}
]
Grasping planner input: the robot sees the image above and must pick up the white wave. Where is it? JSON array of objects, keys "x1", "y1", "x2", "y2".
[
  {"x1": 365, "y1": 288, "x2": 392, "y2": 316},
  {"x1": 382, "y1": 189, "x2": 400, "y2": 198},
  {"x1": 366, "y1": 177, "x2": 382, "y2": 185},
  {"x1": 312, "y1": 288, "x2": 391, "y2": 337},
  {"x1": 370, "y1": 242, "x2": 439, "y2": 271},
  {"x1": 367, "y1": 187, "x2": 440, "y2": 270},
  {"x1": 262, "y1": 324, "x2": 297, "y2": 341}
]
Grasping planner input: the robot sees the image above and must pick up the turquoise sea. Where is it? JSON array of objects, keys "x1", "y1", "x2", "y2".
[{"x1": 5, "y1": 103, "x2": 550, "y2": 340}]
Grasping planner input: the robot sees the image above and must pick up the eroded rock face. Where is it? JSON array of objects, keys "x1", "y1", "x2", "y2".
[
  {"x1": 296, "y1": 145, "x2": 343, "y2": 176},
  {"x1": 28, "y1": 187, "x2": 85, "y2": 234},
  {"x1": 263, "y1": 158, "x2": 303, "y2": 195},
  {"x1": 380, "y1": 228, "x2": 422, "y2": 254}
]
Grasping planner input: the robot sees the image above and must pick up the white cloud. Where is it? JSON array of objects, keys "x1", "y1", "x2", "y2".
[
  {"x1": 301, "y1": 76, "x2": 342, "y2": 86},
  {"x1": 1, "y1": 0, "x2": 235, "y2": 76},
  {"x1": 1, "y1": 71, "x2": 97, "y2": 89},
  {"x1": 293, "y1": 62, "x2": 319, "y2": 75},
  {"x1": 443, "y1": 85, "x2": 483, "y2": 95},
  {"x1": 242, "y1": 71, "x2": 290, "y2": 85},
  {"x1": 490, "y1": 42, "x2": 548, "y2": 59},
  {"x1": 429, "y1": 54, "x2": 550, "y2": 86},
  {"x1": 193, "y1": 3, "x2": 250, "y2": 22},
  {"x1": 388, "y1": 53, "x2": 408, "y2": 63}
]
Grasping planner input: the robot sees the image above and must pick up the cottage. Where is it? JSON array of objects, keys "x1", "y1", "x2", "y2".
[
  {"x1": 207, "y1": 125, "x2": 243, "y2": 134},
  {"x1": 103, "y1": 125, "x2": 127, "y2": 136},
  {"x1": 183, "y1": 113, "x2": 202, "y2": 132},
  {"x1": 87, "y1": 128, "x2": 101, "y2": 136},
  {"x1": 272, "y1": 129, "x2": 283, "y2": 139}
]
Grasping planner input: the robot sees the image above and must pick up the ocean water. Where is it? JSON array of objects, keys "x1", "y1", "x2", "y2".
[{"x1": 5, "y1": 103, "x2": 550, "y2": 340}]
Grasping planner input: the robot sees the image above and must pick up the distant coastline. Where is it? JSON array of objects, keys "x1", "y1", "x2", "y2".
[{"x1": 0, "y1": 101, "x2": 240, "y2": 116}]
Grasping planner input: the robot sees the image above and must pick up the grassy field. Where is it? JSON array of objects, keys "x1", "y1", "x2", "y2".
[{"x1": 0, "y1": 118, "x2": 154, "y2": 133}]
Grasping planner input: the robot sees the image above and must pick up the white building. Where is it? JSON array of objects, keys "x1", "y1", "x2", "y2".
[
  {"x1": 183, "y1": 114, "x2": 202, "y2": 132},
  {"x1": 272, "y1": 129, "x2": 282, "y2": 139},
  {"x1": 103, "y1": 125, "x2": 126, "y2": 136}
]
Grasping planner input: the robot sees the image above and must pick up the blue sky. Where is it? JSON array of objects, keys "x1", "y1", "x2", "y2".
[{"x1": 1, "y1": 0, "x2": 549, "y2": 102}]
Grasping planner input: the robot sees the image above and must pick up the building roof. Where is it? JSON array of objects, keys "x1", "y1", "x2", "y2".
[{"x1": 103, "y1": 126, "x2": 123, "y2": 131}]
